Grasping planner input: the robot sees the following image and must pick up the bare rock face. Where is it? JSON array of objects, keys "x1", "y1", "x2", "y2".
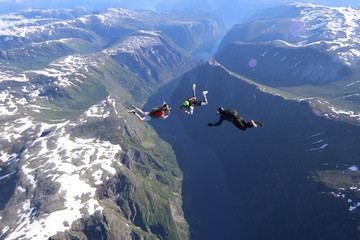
[
  {"x1": 0, "y1": 6, "x2": 226, "y2": 240},
  {"x1": 153, "y1": 58, "x2": 360, "y2": 239},
  {"x1": 216, "y1": 3, "x2": 360, "y2": 87}
]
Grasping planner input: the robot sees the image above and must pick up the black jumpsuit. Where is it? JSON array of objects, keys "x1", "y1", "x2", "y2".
[{"x1": 214, "y1": 110, "x2": 254, "y2": 131}]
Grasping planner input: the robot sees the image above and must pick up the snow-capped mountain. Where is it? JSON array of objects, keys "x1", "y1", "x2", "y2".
[
  {"x1": 0, "y1": 7, "x2": 225, "y2": 53},
  {"x1": 219, "y1": 3, "x2": 360, "y2": 66},
  {"x1": 108, "y1": 30, "x2": 200, "y2": 88},
  {"x1": 1, "y1": 97, "x2": 121, "y2": 239},
  {"x1": 0, "y1": 7, "x2": 225, "y2": 73},
  {"x1": 0, "y1": 92, "x2": 185, "y2": 239},
  {"x1": 0, "y1": 8, "x2": 94, "y2": 50},
  {"x1": 215, "y1": 3, "x2": 360, "y2": 114},
  {"x1": 292, "y1": 3, "x2": 360, "y2": 65},
  {"x1": 0, "y1": 6, "x2": 226, "y2": 240},
  {"x1": 0, "y1": 6, "x2": 224, "y2": 107},
  {"x1": 147, "y1": 59, "x2": 360, "y2": 239},
  {"x1": 5, "y1": 3, "x2": 360, "y2": 240},
  {"x1": 138, "y1": 4, "x2": 360, "y2": 238}
]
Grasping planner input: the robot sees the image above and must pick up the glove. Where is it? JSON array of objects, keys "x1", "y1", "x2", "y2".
[{"x1": 207, "y1": 123, "x2": 214, "y2": 127}]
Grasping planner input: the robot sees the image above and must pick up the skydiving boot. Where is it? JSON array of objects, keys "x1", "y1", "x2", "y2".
[
  {"x1": 128, "y1": 109, "x2": 136, "y2": 114},
  {"x1": 255, "y1": 121, "x2": 264, "y2": 127},
  {"x1": 202, "y1": 91, "x2": 208, "y2": 104},
  {"x1": 251, "y1": 120, "x2": 258, "y2": 127}
]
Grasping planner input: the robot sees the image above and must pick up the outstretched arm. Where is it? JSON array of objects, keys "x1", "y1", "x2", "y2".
[
  {"x1": 162, "y1": 109, "x2": 171, "y2": 119},
  {"x1": 179, "y1": 105, "x2": 193, "y2": 115},
  {"x1": 179, "y1": 105, "x2": 188, "y2": 114},
  {"x1": 208, "y1": 116, "x2": 223, "y2": 127}
]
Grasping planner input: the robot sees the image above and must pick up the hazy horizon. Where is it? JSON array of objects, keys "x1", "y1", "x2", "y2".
[
  {"x1": 1, "y1": 0, "x2": 359, "y2": 28},
  {"x1": 0, "y1": 0, "x2": 358, "y2": 12}
]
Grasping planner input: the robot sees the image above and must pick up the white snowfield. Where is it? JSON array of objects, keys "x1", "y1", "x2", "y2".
[
  {"x1": 0, "y1": 6, "x2": 204, "y2": 240},
  {"x1": 94, "y1": 8, "x2": 137, "y2": 25},
  {"x1": 1, "y1": 97, "x2": 123, "y2": 240},
  {"x1": 28, "y1": 55, "x2": 90, "y2": 87},
  {"x1": 297, "y1": 97, "x2": 360, "y2": 121},
  {"x1": 115, "y1": 31, "x2": 164, "y2": 54},
  {"x1": 1, "y1": 3, "x2": 360, "y2": 67},
  {"x1": 1, "y1": 4, "x2": 360, "y2": 239},
  {"x1": 290, "y1": 3, "x2": 360, "y2": 65}
]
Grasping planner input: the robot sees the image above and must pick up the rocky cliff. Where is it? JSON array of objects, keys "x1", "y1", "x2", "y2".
[
  {"x1": 148, "y1": 60, "x2": 360, "y2": 239},
  {"x1": 216, "y1": 3, "x2": 360, "y2": 87},
  {"x1": 0, "y1": 7, "x2": 226, "y2": 240}
]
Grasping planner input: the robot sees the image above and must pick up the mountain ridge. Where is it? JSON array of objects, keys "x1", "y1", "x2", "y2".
[
  {"x1": 147, "y1": 59, "x2": 360, "y2": 239},
  {"x1": 0, "y1": 6, "x2": 227, "y2": 239},
  {"x1": 218, "y1": 3, "x2": 360, "y2": 66},
  {"x1": 2, "y1": 3, "x2": 360, "y2": 240},
  {"x1": 215, "y1": 2, "x2": 360, "y2": 115}
]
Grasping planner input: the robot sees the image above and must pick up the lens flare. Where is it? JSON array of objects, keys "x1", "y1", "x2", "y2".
[{"x1": 248, "y1": 58, "x2": 257, "y2": 68}]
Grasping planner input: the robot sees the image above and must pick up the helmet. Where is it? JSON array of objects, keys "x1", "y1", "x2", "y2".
[
  {"x1": 217, "y1": 107, "x2": 224, "y2": 114},
  {"x1": 162, "y1": 102, "x2": 169, "y2": 110},
  {"x1": 182, "y1": 101, "x2": 190, "y2": 107}
]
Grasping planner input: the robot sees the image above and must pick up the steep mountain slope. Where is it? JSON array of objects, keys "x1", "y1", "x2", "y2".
[
  {"x1": 216, "y1": 3, "x2": 360, "y2": 87},
  {"x1": 108, "y1": 30, "x2": 200, "y2": 90},
  {"x1": 0, "y1": 7, "x2": 225, "y2": 71},
  {"x1": 148, "y1": 60, "x2": 360, "y2": 239},
  {"x1": 155, "y1": 0, "x2": 360, "y2": 28},
  {"x1": 0, "y1": 94, "x2": 186, "y2": 239},
  {"x1": 215, "y1": 40, "x2": 351, "y2": 87},
  {"x1": 0, "y1": 7, "x2": 226, "y2": 240},
  {"x1": 0, "y1": 54, "x2": 185, "y2": 239},
  {"x1": 0, "y1": 6, "x2": 224, "y2": 109},
  {"x1": 214, "y1": 3, "x2": 360, "y2": 116}
]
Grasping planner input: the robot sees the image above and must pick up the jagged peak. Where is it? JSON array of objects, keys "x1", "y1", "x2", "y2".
[{"x1": 290, "y1": 2, "x2": 358, "y2": 11}]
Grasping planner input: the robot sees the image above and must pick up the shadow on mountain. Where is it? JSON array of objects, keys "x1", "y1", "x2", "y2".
[{"x1": 147, "y1": 60, "x2": 360, "y2": 239}]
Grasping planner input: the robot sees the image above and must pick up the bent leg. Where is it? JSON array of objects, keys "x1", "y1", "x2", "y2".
[
  {"x1": 134, "y1": 106, "x2": 145, "y2": 115},
  {"x1": 201, "y1": 91, "x2": 208, "y2": 105},
  {"x1": 233, "y1": 118, "x2": 253, "y2": 131},
  {"x1": 233, "y1": 121, "x2": 247, "y2": 131},
  {"x1": 202, "y1": 95, "x2": 208, "y2": 105},
  {"x1": 134, "y1": 112, "x2": 146, "y2": 121}
]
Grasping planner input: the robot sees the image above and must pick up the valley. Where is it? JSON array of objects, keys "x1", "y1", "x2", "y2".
[{"x1": 1, "y1": 2, "x2": 360, "y2": 240}]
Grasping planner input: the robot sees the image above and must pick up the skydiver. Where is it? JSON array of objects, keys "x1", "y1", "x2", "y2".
[
  {"x1": 179, "y1": 84, "x2": 208, "y2": 115},
  {"x1": 207, "y1": 107, "x2": 263, "y2": 130},
  {"x1": 128, "y1": 102, "x2": 171, "y2": 121}
]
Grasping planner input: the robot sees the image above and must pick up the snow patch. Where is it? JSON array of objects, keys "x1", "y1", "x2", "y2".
[
  {"x1": 0, "y1": 170, "x2": 16, "y2": 181},
  {"x1": 9, "y1": 119, "x2": 123, "y2": 239},
  {"x1": 330, "y1": 107, "x2": 360, "y2": 119},
  {"x1": 285, "y1": 3, "x2": 360, "y2": 65},
  {"x1": 349, "y1": 202, "x2": 360, "y2": 211},
  {"x1": 28, "y1": 55, "x2": 88, "y2": 87},
  {"x1": 109, "y1": 31, "x2": 163, "y2": 55},
  {"x1": 349, "y1": 166, "x2": 358, "y2": 171},
  {"x1": 306, "y1": 143, "x2": 328, "y2": 152}
]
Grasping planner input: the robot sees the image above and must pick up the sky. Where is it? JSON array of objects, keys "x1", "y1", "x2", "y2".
[
  {"x1": 0, "y1": 0, "x2": 358, "y2": 10},
  {"x1": 0, "y1": 0, "x2": 359, "y2": 27}
]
